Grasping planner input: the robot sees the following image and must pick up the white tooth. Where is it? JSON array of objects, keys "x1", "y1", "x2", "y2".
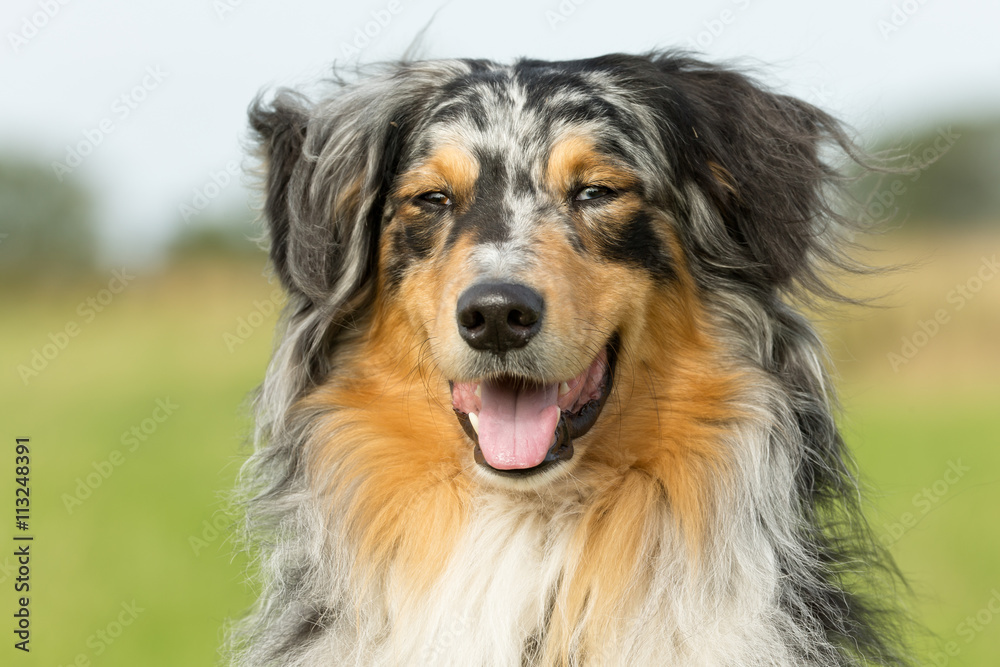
[
  {"x1": 468, "y1": 412, "x2": 479, "y2": 433},
  {"x1": 474, "y1": 384, "x2": 481, "y2": 398},
  {"x1": 559, "y1": 382, "x2": 570, "y2": 397}
]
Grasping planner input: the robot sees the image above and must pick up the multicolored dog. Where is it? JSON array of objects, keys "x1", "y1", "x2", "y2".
[{"x1": 231, "y1": 52, "x2": 908, "y2": 666}]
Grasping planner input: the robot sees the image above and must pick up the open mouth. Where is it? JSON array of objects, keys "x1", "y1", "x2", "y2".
[{"x1": 450, "y1": 337, "x2": 618, "y2": 477}]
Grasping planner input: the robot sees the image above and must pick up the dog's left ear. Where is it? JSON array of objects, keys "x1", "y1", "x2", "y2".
[{"x1": 647, "y1": 54, "x2": 858, "y2": 292}]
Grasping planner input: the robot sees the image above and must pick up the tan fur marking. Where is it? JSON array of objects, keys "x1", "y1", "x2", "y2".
[
  {"x1": 302, "y1": 296, "x2": 472, "y2": 595},
  {"x1": 392, "y1": 144, "x2": 479, "y2": 205},
  {"x1": 545, "y1": 469, "x2": 665, "y2": 664},
  {"x1": 708, "y1": 160, "x2": 738, "y2": 195},
  {"x1": 546, "y1": 134, "x2": 639, "y2": 195},
  {"x1": 335, "y1": 176, "x2": 363, "y2": 215}
]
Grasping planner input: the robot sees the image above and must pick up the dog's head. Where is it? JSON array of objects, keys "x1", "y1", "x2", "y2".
[{"x1": 250, "y1": 53, "x2": 856, "y2": 485}]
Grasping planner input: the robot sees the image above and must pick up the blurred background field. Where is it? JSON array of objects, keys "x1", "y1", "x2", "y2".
[
  {"x1": 2, "y1": 148, "x2": 999, "y2": 667},
  {"x1": 2, "y1": 1, "x2": 1000, "y2": 665}
]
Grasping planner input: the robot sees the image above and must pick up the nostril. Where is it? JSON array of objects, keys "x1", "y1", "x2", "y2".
[
  {"x1": 508, "y1": 308, "x2": 536, "y2": 329},
  {"x1": 460, "y1": 309, "x2": 486, "y2": 331}
]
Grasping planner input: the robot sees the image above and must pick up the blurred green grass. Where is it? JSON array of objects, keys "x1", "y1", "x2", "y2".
[
  {"x1": 1, "y1": 261, "x2": 274, "y2": 666},
  {"x1": 843, "y1": 391, "x2": 1000, "y2": 665},
  {"x1": 1, "y1": 241, "x2": 998, "y2": 665}
]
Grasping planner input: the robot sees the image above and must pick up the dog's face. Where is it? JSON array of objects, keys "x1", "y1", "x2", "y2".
[
  {"x1": 252, "y1": 54, "x2": 846, "y2": 488},
  {"x1": 383, "y1": 79, "x2": 688, "y2": 477}
]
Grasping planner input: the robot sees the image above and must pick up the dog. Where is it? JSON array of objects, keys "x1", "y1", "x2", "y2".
[{"x1": 230, "y1": 51, "x2": 909, "y2": 666}]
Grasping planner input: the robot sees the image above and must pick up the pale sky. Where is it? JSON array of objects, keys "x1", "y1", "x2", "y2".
[{"x1": 2, "y1": 0, "x2": 999, "y2": 262}]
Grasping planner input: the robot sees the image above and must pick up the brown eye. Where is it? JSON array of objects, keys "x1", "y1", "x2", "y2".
[
  {"x1": 417, "y1": 191, "x2": 452, "y2": 207},
  {"x1": 573, "y1": 185, "x2": 611, "y2": 202}
]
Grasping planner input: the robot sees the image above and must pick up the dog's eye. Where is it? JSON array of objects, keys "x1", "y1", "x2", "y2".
[
  {"x1": 573, "y1": 185, "x2": 612, "y2": 202},
  {"x1": 417, "y1": 191, "x2": 452, "y2": 207}
]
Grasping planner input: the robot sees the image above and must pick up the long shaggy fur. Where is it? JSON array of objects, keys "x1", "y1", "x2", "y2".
[{"x1": 229, "y1": 52, "x2": 909, "y2": 666}]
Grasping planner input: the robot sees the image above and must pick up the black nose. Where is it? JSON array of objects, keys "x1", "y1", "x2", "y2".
[{"x1": 456, "y1": 283, "x2": 544, "y2": 354}]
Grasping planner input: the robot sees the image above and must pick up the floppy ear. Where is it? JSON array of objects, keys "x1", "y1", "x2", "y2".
[
  {"x1": 249, "y1": 84, "x2": 403, "y2": 309},
  {"x1": 248, "y1": 64, "x2": 459, "y2": 432},
  {"x1": 646, "y1": 54, "x2": 861, "y2": 295},
  {"x1": 248, "y1": 91, "x2": 309, "y2": 297}
]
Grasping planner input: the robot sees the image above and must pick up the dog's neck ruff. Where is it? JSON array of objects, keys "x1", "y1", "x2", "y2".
[{"x1": 252, "y1": 394, "x2": 815, "y2": 667}]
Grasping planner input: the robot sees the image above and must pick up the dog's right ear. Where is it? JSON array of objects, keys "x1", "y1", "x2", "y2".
[
  {"x1": 248, "y1": 91, "x2": 309, "y2": 297},
  {"x1": 249, "y1": 81, "x2": 414, "y2": 311}
]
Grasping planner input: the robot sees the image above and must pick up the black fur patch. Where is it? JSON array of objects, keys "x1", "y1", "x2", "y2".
[
  {"x1": 594, "y1": 210, "x2": 676, "y2": 283},
  {"x1": 444, "y1": 149, "x2": 514, "y2": 249},
  {"x1": 384, "y1": 220, "x2": 438, "y2": 290}
]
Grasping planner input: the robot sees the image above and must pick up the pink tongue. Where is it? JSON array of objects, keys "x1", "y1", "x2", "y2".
[{"x1": 478, "y1": 380, "x2": 561, "y2": 470}]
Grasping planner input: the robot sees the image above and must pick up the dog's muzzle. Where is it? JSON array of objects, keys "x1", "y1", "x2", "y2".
[{"x1": 450, "y1": 282, "x2": 617, "y2": 477}]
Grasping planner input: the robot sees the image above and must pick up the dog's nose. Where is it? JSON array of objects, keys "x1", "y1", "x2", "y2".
[{"x1": 456, "y1": 283, "x2": 544, "y2": 354}]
